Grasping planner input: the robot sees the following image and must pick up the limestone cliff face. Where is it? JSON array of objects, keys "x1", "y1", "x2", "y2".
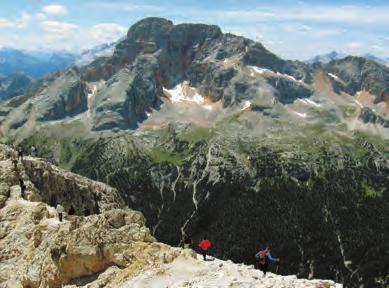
[
  {"x1": 91, "y1": 55, "x2": 163, "y2": 130},
  {"x1": 22, "y1": 157, "x2": 125, "y2": 214},
  {"x1": 0, "y1": 203, "x2": 159, "y2": 288},
  {"x1": 0, "y1": 146, "x2": 176, "y2": 288},
  {"x1": 0, "y1": 144, "x2": 124, "y2": 215},
  {"x1": 33, "y1": 69, "x2": 88, "y2": 121}
]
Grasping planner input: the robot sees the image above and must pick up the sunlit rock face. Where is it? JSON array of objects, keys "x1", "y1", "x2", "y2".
[{"x1": 0, "y1": 148, "x2": 339, "y2": 288}]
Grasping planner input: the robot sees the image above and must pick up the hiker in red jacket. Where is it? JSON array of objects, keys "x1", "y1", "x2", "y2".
[{"x1": 198, "y1": 236, "x2": 212, "y2": 261}]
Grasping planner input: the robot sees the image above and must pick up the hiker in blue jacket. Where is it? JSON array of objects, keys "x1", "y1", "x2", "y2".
[{"x1": 256, "y1": 246, "x2": 280, "y2": 275}]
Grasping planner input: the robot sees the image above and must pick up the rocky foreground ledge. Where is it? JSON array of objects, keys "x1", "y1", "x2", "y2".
[{"x1": 0, "y1": 146, "x2": 340, "y2": 287}]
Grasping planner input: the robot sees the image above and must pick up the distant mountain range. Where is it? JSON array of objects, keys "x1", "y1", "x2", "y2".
[
  {"x1": 0, "y1": 48, "x2": 76, "y2": 100},
  {"x1": 307, "y1": 50, "x2": 389, "y2": 66},
  {"x1": 0, "y1": 72, "x2": 33, "y2": 100},
  {"x1": 0, "y1": 44, "x2": 118, "y2": 100},
  {"x1": 75, "y1": 40, "x2": 120, "y2": 66},
  {"x1": 362, "y1": 53, "x2": 389, "y2": 66},
  {"x1": 306, "y1": 51, "x2": 347, "y2": 64},
  {"x1": 0, "y1": 44, "x2": 119, "y2": 79},
  {"x1": 0, "y1": 48, "x2": 76, "y2": 78}
]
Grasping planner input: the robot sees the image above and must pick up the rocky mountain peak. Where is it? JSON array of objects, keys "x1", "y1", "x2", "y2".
[
  {"x1": 1, "y1": 17, "x2": 389, "y2": 135},
  {"x1": 127, "y1": 17, "x2": 174, "y2": 44}
]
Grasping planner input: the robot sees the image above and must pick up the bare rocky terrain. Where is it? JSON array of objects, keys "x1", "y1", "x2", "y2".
[{"x1": 0, "y1": 145, "x2": 340, "y2": 288}]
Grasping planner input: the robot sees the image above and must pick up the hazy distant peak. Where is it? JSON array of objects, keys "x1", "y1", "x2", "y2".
[{"x1": 306, "y1": 51, "x2": 347, "y2": 64}]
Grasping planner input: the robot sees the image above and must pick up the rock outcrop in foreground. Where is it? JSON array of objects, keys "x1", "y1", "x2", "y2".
[
  {"x1": 0, "y1": 146, "x2": 339, "y2": 288},
  {"x1": 0, "y1": 144, "x2": 124, "y2": 213}
]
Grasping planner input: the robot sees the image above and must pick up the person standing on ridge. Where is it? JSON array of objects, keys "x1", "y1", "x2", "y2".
[
  {"x1": 8, "y1": 144, "x2": 13, "y2": 159},
  {"x1": 31, "y1": 145, "x2": 37, "y2": 157},
  {"x1": 10, "y1": 147, "x2": 18, "y2": 170},
  {"x1": 83, "y1": 207, "x2": 90, "y2": 216},
  {"x1": 17, "y1": 146, "x2": 23, "y2": 161},
  {"x1": 19, "y1": 178, "x2": 26, "y2": 199},
  {"x1": 198, "y1": 236, "x2": 212, "y2": 260},
  {"x1": 180, "y1": 232, "x2": 193, "y2": 249},
  {"x1": 56, "y1": 204, "x2": 65, "y2": 222},
  {"x1": 68, "y1": 205, "x2": 76, "y2": 215},
  {"x1": 255, "y1": 246, "x2": 280, "y2": 276},
  {"x1": 9, "y1": 144, "x2": 15, "y2": 157}
]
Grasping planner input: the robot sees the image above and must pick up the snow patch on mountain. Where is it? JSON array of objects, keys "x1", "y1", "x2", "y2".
[
  {"x1": 87, "y1": 85, "x2": 97, "y2": 101},
  {"x1": 248, "y1": 66, "x2": 302, "y2": 83},
  {"x1": 163, "y1": 82, "x2": 205, "y2": 105},
  {"x1": 354, "y1": 99, "x2": 364, "y2": 108},
  {"x1": 203, "y1": 104, "x2": 214, "y2": 111},
  {"x1": 299, "y1": 98, "x2": 321, "y2": 107},
  {"x1": 278, "y1": 72, "x2": 297, "y2": 82},
  {"x1": 248, "y1": 66, "x2": 273, "y2": 75},
  {"x1": 86, "y1": 80, "x2": 105, "y2": 117},
  {"x1": 328, "y1": 73, "x2": 340, "y2": 81},
  {"x1": 295, "y1": 111, "x2": 308, "y2": 118},
  {"x1": 241, "y1": 100, "x2": 252, "y2": 111}
]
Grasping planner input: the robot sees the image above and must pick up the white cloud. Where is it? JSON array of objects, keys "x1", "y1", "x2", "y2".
[
  {"x1": 209, "y1": 5, "x2": 389, "y2": 25},
  {"x1": 125, "y1": 3, "x2": 389, "y2": 26},
  {"x1": 281, "y1": 24, "x2": 312, "y2": 33},
  {"x1": 95, "y1": 2, "x2": 163, "y2": 13},
  {"x1": 41, "y1": 21, "x2": 78, "y2": 34},
  {"x1": 346, "y1": 42, "x2": 364, "y2": 49},
  {"x1": 279, "y1": 24, "x2": 345, "y2": 38},
  {"x1": 0, "y1": 12, "x2": 31, "y2": 29},
  {"x1": 36, "y1": 13, "x2": 47, "y2": 20},
  {"x1": 90, "y1": 23, "x2": 127, "y2": 43},
  {"x1": 0, "y1": 33, "x2": 20, "y2": 47},
  {"x1": 16, "y1": 12, "x2": 31, "y2": 28},
  {"x1": 0, "y1": 18, "x2": 13, "y2": 29},
  {"x1": 22, "y1": 23, "x2": 127, "y2": 52},
  {"x1": 41, "y1": 4, "x2": 68, "y2": 17},
  {"x1": 1, "y1": 1, "x2": 389, "y2": 60},
  {"x1": 371, "y1": 44, "x2": 385, "y2": 52}
]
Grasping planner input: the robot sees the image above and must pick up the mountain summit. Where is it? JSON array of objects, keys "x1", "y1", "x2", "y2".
[
  {"x1": 2, "y1": 17, "x2": 388, "y2": 136},
  {"x1": 306, "y1": 51, "x2": 347, "y2": 64}
]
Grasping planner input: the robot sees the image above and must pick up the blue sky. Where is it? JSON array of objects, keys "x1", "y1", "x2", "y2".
[{"x1": 0, "y1": 0, "x2": 388, "y2": 60}]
